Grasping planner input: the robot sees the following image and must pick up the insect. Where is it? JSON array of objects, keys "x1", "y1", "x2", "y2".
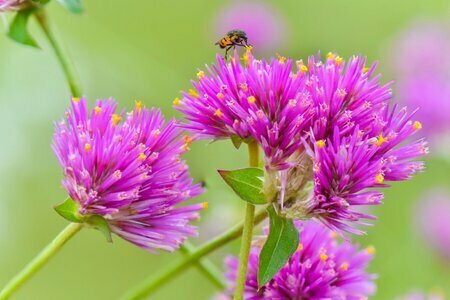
[{"x1": 215, "y1": 29, "x2": 250, "y2": 59}]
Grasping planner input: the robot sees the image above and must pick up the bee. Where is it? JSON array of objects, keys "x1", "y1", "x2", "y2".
[{"x1": 215, "y1": 29, "x2": 250, "y2": 59}]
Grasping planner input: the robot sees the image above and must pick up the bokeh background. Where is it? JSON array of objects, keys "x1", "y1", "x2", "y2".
[{"x1": 1, "y1": 0, "x2": 450, "y2": 299}]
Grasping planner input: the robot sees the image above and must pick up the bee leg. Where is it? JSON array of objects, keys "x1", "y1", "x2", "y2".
[{"x1": 224, "y1": 45, "x2": 234, "y2": 59}]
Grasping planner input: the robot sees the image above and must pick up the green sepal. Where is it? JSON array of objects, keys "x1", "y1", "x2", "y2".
[
  {"x1": 86, "y1": 215, "x2": 112, "y2": 243},
  {"x1": 218, "y1": 168, "x2": 267, "y2": 204},
  {"x1": 230, "y1": 135, "x2": 243, "y2": 149},
  {"x1": 7, "y1": 8, "x2": 39, "y2": 48},
  {"x1": 54, "y1": 197, "x2": 84, "y2": 223},
  {"x1": 258, "y1": 205, "x2": 299, "y2": 286},
  {"x1": 58, "y1": 0, "x2": 84, "y2": 14}
]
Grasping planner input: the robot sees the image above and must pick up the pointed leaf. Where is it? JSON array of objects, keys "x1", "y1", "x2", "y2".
[
  {"x1": 218, "y1": 168, "x2": 266, "y2": 204},
  {"x1": 54, "y1": 198, "x2": 84, "y2": 223},
  {"x1": 258, "y1": 205, "x2": 299, "y2": 286},
  {"x1": 86, "y1": 215, "x2": 112, "y2": 243},
  {"x1": 230, "y1": 135, "x2": 243, "y2": 149},
  {"x1": 58, "y1": 0, "x2": 84, "y2": 14},
  {"x1": 7, "y1": 9, "x2": 39, "y2": 48}
]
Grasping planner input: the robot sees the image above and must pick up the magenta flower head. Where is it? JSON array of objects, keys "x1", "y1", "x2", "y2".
[
  {"x1": 220, "y1": 221, "x2": 376, "y2": 299},
  {"x1": 0, "y1": 0, "x2": 28, "y2": 11},
  {"x1": 392, "y1": 20, "x2": 450, "y2": 141},
  {"x1": 416, "y1": 189, "x2": 450, "y2": 261},
  {"x1": 52, "y1": 98, "x2": 204, "y2": 252},
  {"x1": 214, "y1": 0, "x2": 287, "y2": 53},
  {"x1": 177, "y1": 50, "x2": 427, "y2": 234}
]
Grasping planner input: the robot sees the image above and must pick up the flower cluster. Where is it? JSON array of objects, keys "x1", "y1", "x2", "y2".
[
  {"x1": 220, "y1": 221, "x2": 376, "y2": 299},
  {"x1": 52, "y1": 98, "x2": 204, "y2": 252},
  {"x1": 177, "y1": 50, "x2": 428, "y2": 233},
  {"x1": 392, "y1": 20, "x2": 450, "y2": 144}
]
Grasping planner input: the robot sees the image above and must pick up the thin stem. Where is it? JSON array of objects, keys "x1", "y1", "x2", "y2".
[
  {"x1": 233, "y1": 141, "x2": 259, "y2": 300},
  {"x1": 121, "y1": 208, "x2": 268, "y2": 300},
  {"x1": 35, "y1": 9, "x2": 82, "y2": 97},
  {"x1": 179, "y1": 242, "x2": 226, "y2": 290},
  {"x1": 0, "y1": 223, "x2": 83, "y2": 299}
]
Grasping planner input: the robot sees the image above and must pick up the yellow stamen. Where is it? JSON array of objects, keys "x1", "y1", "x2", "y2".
[
  {"x1": 297, "y1": 243, "x2": 303, "y2": 251},
  {"x1": 188, "y1": 89, "x2": 198, "y2": 98},
  {"x1": 245, "y1": 45, "x2": 253, "y2": 52},
  {"x1": 72, "y1": 97, "x2": 80, "y2": 103},
  {"x1": 363, "y1": 67, "x2": 369, "y2": 73},
  {"x1": 202, "y1": 202, "x2": 209, "y2": 210},
  {"x1": 277, "y1": 54, "x2": 286, "y2": 64},
  {"x1": 376, "y1": 133, "x2": 388, "y2": 147},
  {"x1": 242, "y1": 53, "x2": 250, "y2": 66},
  {"x1": 335, "y1": 56, "x2": 343, "y2": 65},
  {"x1": 84, "y1": 143, "x2": 91, "y2": 152},
  {"x1": 375, "y1": 173, "x2": 384, "y2": 184},
  {"x1": 240, "y1": 83, "x2": 248, "y2": 92},
  {"x1": 320, "y1": 253, "x2": 328, "y2": 261},
  {"x1": 316, "y1": 140, "x2": 326, "y2": 149},
  {"x1": 94, "y1": 106, "x2": 102, "y2": 115},
  {"x1": 326, "y1": 52, "x2": 335, "y2": 59},
  {"x1": 365, "y1": 245, "x2": 376, "y2": 255},
  {"x1": 288, "y1": 99, "x2": 297, "y2": 107},
  {"x1": 340, "y1": 262, "x2": 349, "y2": 271},
  {"x1": 214, "y1": 108, "x2": 223, "y2": 117},
  {"x1": 135, "y1": 100, "x2": 142, "y2": 112},
  {"x1": 247, "y1": 96, "x2": 256, "y2": 104},
  {"x1": 183, "y1": 135, "x2": 193, "y2": 146},
  {"x1": 217, "y1": 92, "x2": 225, "y2": 100},
  {"x1": 111, "y1": 114, "x2": 122, "y2": 126},
  {"x1": 197, "y1": 70, "x2": 205, "y2": 79},
  {"x1": 329, "y1": 231, "x2": 338, "y2": 239},
  {"x1": 413, "y1": 121, "x2": 422, "y2": 130},
  {"x1": 138, "y1": 153, "x2": 147, "y2": 161},
  {"x1": 173, "y1": 97, "x2": 181, "y2": 106}
]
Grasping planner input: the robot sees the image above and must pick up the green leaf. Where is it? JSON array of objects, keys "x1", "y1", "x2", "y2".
[
  {"x1": 58, "y1": 0, "x2": 84, "y2": 14},
  {"x1": 218, "y1": 168, "x2": 266, "y2": 204},
  {"x1": 86, "y1": 215, "x2": 112, "y2": 243},
  {"x1": 54, "y1": 198, "x2": 84, "y2": 223},
  {"x1": 258, "y1": 205, "x2": 299, "y2": 286},
  {"x1": 230, "y1": 135, "x2": 243, "y2": 149},
  {"x1": 7, "y1": 9, "x2": 39, "y2": 48}
]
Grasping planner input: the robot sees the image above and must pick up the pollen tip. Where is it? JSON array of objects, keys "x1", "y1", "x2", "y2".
[
  {"x1": 72, "y1": 97, "x2": 80, "y2": 103},
  {"x1": 188, "y1": 89, "x2": 199, "y2": 98},
  {"x1": 320, "y1": 253, "x2": 328, "y2": 261},
  {"x1": 340, "y1": 262, "x2": 349, "y2": 271},
  {"x1": 297, "y1": 243, "x2": 303, "y2": 251},
  {"x1": 375, "y1": 173, "x2": 384, "y2": 184},
  {"x1": 94, "y1": 106, "x2": 102, "y2": 115},
  {"x1": 202, "y1": 202, "x2": 209, "y2": 210},
  {"x1": 365, "y1": 245, "x2": 376, "y2": 255},
  {"x1": 247, "y1": 96, "x2": 256, "y2": 104},
  {"x1": 173, "y1": 97, "x2": 181, "y2": 106},
  {"x1": 111, "y1": 114, "x2": 122, "y2": 126},
  {"x1": 84, "y1": 143, "x2": 92, "y2": 152},
  {"x1": 214, "y1": 108, "x2": 224, "y2": 117},
  {"x1": 316, "y1": 140, "x2": 326, "y2": 149},
  {"x1": 135, "y1": 100, "x2": 142, "y2": 111},
  {"x1": 197, "y1": 70, "x2": 205, "y2": 79},
  {"x1": 413, "y1": 121, "x2": 422, "y2": 130},
  {"x1": 138, "y1": 153, "x2": 147, "y2": 161}
]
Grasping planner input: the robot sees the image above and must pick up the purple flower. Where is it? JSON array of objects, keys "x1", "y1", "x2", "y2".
[
  {"x1": 213, "y1": 1, "x2": 288, "y2": 53},
  {"x1": 391, "y1": 20, "x2": 450, "y2": 140},
  {"x1": 416, "y1": 189, "x2": 450, "y2": 261},
  {"x1": 0, "y1": 0, "x2": 27, "y2": 11},
  {"x1": 220, "y1": 221, "x2": 376, "y2": 299},
  {"x1": 177, "y1": 50, "x2": 427, "y2": 234},
  {"x1": 52, "y1": 98, "x2": 204, "y2": 252}
]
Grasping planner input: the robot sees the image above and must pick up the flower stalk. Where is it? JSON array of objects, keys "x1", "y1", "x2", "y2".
[
  {"x1": 233, "y1": 141, "x2": 259, "y2": 300},
  {"x1": 121, "y1": 207, "x2": 268, "y2": 300},
  {"x1": 35, "y1": 9, "x2": 82, "y2": 97},
  {"x1": 0, "y1": 223, "x2": 83, "y2": 300}
]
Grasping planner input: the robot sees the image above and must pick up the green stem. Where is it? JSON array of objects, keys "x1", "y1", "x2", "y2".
[
  {"x1": 179, "y1": 242, "x2": 226, "y2": 290},
  {"x1": 0, "y1": 223, "x2": 83, "y2": 300},
  {"x1": 233, "y1": 141, "x2": 259, "y2": 300},
  {"x1": 121, "y1": 208, "x2": 268, "y2": 300},
  {"x1": 35, "y1": 9, "x2": 82, "y2": 97}
]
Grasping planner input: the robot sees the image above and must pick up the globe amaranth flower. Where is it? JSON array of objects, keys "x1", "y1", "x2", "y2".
[
  {"x1": 391, "y1": 20, "x2": 450, "y2": 143},
  {"x1": 52, "y1": 98, "x2": 205, "y2": 252},
  {"x1": 220, "y1": 221, "x2": 376, "y2": 299},
  {"x1": 0, "y1": 0, "x2": 28, "y2": 11},
  {"x1": 416, "y1": 189, "x2": 450, "y2": 261},
  {"x1": 214, "y1": 0, "x2": 288, "y2": 53},
  {"x1": 177, "y1": 50, "x2": 427, "y2": 234}
]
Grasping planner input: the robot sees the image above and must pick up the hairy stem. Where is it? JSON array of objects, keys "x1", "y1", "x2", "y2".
[
  {"x1": 0, "y1": 223, "x2": 83, "y2": 299},
  {"x1": 233, "y1": 141, "x2": 259, "y2": 300},
  {"x1": 35, "y1": 9, "x2": 82, "y2": 97},
  {"x1": 121, "y1": 208, "x2": 268, "y2": 300}
]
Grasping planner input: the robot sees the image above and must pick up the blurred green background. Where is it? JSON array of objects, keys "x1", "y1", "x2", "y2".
[{"x1": 1, "y1": 0, "x2": 450, "y2": 299}]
